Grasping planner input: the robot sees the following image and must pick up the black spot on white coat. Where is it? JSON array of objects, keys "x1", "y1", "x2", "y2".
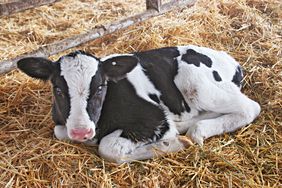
[
  {"x1": 212, "y1": 70, "x2": 222, "y2": 82},
  {"x1": 232, "y1": 66, "x2": 243, "y2": 87},
  {"x1": 181, "y1": 49, "x2": 212, "y2": 68}
]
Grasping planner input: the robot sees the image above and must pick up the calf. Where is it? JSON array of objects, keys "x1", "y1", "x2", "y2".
[{"x1": 17, "y1": 45, "x2": 260, "y2": 163}]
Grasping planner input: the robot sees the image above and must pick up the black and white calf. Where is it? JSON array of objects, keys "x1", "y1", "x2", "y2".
[{"x1": 17, "y1": 45, "x2": 260, "y2": 163}]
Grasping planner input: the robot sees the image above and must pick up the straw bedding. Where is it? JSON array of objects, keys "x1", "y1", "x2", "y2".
[{"x1": 0, "y1": 0, "x2": 281, "y2": 187}]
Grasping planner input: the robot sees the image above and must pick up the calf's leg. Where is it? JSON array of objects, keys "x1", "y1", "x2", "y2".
[
  {"x1": 176, "y1": 112, "x2": 220, "y2": 134},
  {"x1": 98, "y1": 130, "x2": 192, "y2": 164},
  {"x1": 186, "y1": 84, "x2": 261, "y2": 145},
  {"x1": 54, "y1": 125, "x2": 69, "y2": 140}
]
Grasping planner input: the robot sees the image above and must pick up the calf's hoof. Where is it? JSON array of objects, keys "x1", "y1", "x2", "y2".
[
  {"x1": 177, "y1": 135, "x2": 194, "y2": 147},
  {"x1": 186, "y1": 124, "x2": 205, "y2": 146}
]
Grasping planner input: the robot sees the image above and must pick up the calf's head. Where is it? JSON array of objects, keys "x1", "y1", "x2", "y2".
[{"x1": 17, "y1": 51, "x2": 138, "y2": 142}]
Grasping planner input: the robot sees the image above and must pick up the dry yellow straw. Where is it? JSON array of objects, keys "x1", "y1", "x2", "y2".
[{"x1": 0, "y1": 0, "x2": 281, "y2": 187}]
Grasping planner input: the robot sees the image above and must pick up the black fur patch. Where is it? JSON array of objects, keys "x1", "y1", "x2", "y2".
[
  {"x1": 149, "y1": 94, "x2": 160, "y2": 104},
  {"x1": 181, "y1": 49, "x2": 212, "y2": 68},
  {"x1": 95, "y1": 47, "x2": 193, "y2": 143},
  {"x1": 232, "y1": 66, "x2": 243, "y2": 87},
  {"x1": 136, "y1": 47, "x2": 190, "y2": 115},
  {"x1": 96, "y1": 80, "x2": 170, "y2": 143},
  {"x1": 50, "y1": 64, "x2": 71, "y2": 126},
  {"x1": 17, "y1": 57, "x2": 54, "y2": 81},
  {"x1": 212, "y1": 70, "x2": 222, "y2": 82},
  {"x1": 183, "y1": 101, "x2": 191, "y2": 112},
  {"x1": 101, "y1": 55, "x2": 138, "y2": 81}
]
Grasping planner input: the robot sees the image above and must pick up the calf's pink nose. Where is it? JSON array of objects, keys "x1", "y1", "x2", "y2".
[{"x1": 70, "y1": 128, "x2": 94, "y2": 141}]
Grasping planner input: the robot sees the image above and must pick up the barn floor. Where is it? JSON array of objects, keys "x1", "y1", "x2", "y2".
[{"x1": 0, "y1": 0, "x2": 281, "y2": 187}]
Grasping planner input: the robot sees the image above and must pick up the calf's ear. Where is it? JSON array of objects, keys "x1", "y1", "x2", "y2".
[
  {"x1": 101, "y1": 55, "x2": 138, "y2": 81},
  {"x1": 17, "y1": 57, "x2": 54, "y2": 80}
]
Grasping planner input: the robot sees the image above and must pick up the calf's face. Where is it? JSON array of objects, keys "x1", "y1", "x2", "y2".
[{"x1": 17, "y1": 51, "x2": 138, "y2": 142}]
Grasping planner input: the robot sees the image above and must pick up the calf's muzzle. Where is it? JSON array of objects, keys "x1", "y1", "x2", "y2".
[{"x1": 70, "y1": 128, "x2": 94, "y2": 141}]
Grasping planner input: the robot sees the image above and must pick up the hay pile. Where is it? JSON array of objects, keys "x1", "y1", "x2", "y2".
[{"x1": 0, "y1": 0, "x2": 281, "y2": 187}]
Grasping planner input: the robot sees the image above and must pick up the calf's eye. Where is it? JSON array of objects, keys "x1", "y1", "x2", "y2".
[
  {"x1": 96, "y1": 85, "x2": 107, "y2": 96},
  {"x1": 55, "y1": 87, "x2": 64, "y2": 96},
  {"x1": 96, "y1": 86, "x2": 103, "y2": 95}
]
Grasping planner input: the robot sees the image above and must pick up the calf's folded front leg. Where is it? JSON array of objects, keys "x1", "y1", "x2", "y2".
[
  {"x1": 54, "y1": 125, "x2": 69, "y2": 140},
  {"x1": 98, "y1": 130, "x2": 193, "y2": 164}
]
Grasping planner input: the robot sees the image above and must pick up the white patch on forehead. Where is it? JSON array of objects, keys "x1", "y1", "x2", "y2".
[
  {"x1": 60, "y1": 54, "x2": 99, "y2": 137},
  {"x1": 60, "y1": 54, "x2": 99, "y2": 93},
  {"x1": 127, "y1": 64, "x2": 161, "y2": 105}
]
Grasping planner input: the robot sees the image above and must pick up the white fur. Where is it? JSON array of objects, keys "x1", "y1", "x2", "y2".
[
  {"x1": 98, "y1": 130, "x2": 144, "y2": 163},
  {"x1": 161, "y1": 119, "x2": 179, "y2": 139},
  {"x1": 174, "y1": 45, "x2": 260, "y2": 145},
  {"x1": 127, "y1": 64, "x2": 161, "y2": 105},
  {"x1": 98, "y1": 130, "x2": 186, "y2": 164},
  {"x1": 100, "y1": 53, "x2": 134, "y2": 61},
  {"x1": 97, "y1": 45, "x2": 260, "y2": 163},
  {"x1": 126, "y1": 65, "x2": 181, "y2": 142},
  {"x1": 54, "y1": 125, "x2": 69, "y2": 140},
  {"x1": 175, "y1": 112, "x2": 221, "y2": 134},
  {"x1": 60, "y1": 54, "x2": 99, "y2": 140},
  {"x1": 56, "y1": 45, "x2": 260, "y2": 163},
  {"x1": 178, "y1": 45, "x2": 239, "y2": 82}
]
